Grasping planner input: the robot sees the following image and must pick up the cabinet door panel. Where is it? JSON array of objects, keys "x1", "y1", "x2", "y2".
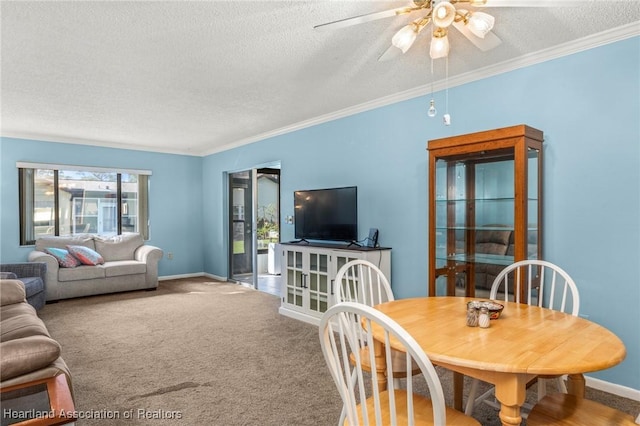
[
  {"x1": 283, "y1": 249, "x2": 306, "y2": 310},
  {"x1": 308, "y1": 252, "x2": 330, "y2": 315}
]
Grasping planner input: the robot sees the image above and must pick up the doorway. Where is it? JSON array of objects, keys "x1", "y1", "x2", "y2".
[
  {"x1": 228, "y1": 166, "x2": 281, "y2": 295},
  {"x1": 229, "y1": 171, "x2": 253, "y2": 279}
]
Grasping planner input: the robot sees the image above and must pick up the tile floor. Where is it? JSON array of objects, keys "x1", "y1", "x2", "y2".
[
  {"x1": 257, "y1": 274, "x2": 281, "y2": 297},
  {"x1": 232, "y1": 273, "x2": 281, "y2": 297}
]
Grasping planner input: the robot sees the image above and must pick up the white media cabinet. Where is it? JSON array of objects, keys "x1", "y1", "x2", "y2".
[{"x1": 278, "y1": 242, "x2": 391, "y2": 326}]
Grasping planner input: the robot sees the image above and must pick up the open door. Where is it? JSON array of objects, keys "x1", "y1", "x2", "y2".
[
  {"x1": 228, "y1": 167, "x2": 281, "y2": 292},
  {"x1": 229, "y1": 171, "x2": 254, "y2": 282}
]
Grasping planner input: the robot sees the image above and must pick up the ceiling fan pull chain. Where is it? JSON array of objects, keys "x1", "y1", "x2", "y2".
[{"x1": 444, "y1": 55, "x2": 451, "y2": 126}]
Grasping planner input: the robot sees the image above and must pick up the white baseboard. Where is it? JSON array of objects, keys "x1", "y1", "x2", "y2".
[
  {"x1": 202, "y1": 272, "x2": 227, "y2": 281},
  {"x1": 585, "y1": 375, "x2": 640, "y2": 401},
  {"x1": 278, "y1": 306, "x2": 320, "y2": 326},
  {"x1": 159, "y1": 272, "x2": 227, "y2": 282}
]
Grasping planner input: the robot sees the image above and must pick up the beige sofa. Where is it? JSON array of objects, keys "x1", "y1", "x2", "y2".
[
  {"x1": 28, "y1": 233, "x2": 163, "y2": 302},
  {"x1": 0, "y1": 279, "x2": 73, "y2": 392}
]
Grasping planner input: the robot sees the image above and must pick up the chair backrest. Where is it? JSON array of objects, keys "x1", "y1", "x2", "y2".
[
  {"x1": 490, "y1": 260, "x2": 580, "y2": 316},
  {"x1": 334, "y1": 260, "x2": 393, "y2": 306},
  {"x1": 319, "y1": 302, "x2": 447, "y2": 425}
]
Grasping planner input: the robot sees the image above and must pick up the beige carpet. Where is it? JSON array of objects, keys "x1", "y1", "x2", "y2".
[{"x1": 38, "y1": 277, "x2": 639, "y2": 425}]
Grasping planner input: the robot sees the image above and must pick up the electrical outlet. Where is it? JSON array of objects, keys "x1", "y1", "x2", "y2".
[{"x1": 167, "y1": 252, "x2": 174, "y2": 260}]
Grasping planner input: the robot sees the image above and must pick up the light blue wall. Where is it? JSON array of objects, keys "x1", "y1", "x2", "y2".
[
  {"x1": 0, "y1": 37, "x2": 637, "y2": 390},
  {"x1": 0, "y1": 138, "x2": 204, "y2": 277},
  {"x1": 202, "y1": 37, "x2": 639, "y2": 390}
]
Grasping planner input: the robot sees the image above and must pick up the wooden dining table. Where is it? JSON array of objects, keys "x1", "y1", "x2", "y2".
[{"x1": 371, "y1": 297, "x2": 626, "y2": 426}]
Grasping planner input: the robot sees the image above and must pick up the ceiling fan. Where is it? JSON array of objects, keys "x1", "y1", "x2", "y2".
[{"x1": 314, "y1": 0, "x2": 560, "y2": 61}]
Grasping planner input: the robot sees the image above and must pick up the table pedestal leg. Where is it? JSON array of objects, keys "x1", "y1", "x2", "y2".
[
  {"x1": 497, "y1": 404, "x2": 522, "y2": 426},
  {"x1": 494, "y1": 374, "x2": 528, "y2": 426},
  {"x1": 373, "y1": 339, "x2": 387, "y2": 390},
  {"x1": 453, "y1": 372, "x2": 464, "y2": 411},
  {"x1": 566, "y1": 373, "x2": 585, "y2": 397}
]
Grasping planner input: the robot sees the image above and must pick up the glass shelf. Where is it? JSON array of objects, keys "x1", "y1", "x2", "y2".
[
  {"x1": 435, "y1": 226, "x2": 539, "y2": 232},
  {"x1": 434, "y1": 197, "x2": 538, "y2": 203},
  {"x1": 434, "y1": 252, "x2": 515, "y2": 266}
]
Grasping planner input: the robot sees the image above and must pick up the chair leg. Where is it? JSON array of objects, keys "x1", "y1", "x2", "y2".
[
  {"x1": 556, "y1": 376, "x2": 568, "y2": 393},
  {"x1": 465, "y1": 379, "x2": 497, "y2": 416},
  {"x1": 465, "y1": 379, "x2": 480, "y2": 415},
  {"x1": 338, "y1": 405, "x2": 346, "y2": 425},
  {"x1": 538, "y1": 378, "x2": 547, "y2": 401}
]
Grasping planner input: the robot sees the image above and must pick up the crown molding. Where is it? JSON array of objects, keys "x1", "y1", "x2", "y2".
[
  {"x1": 0, "y1": 130, "x2": 198, "y2": 157},
  {"x1": 203, "y1": 22, "x2": 639, "y2": 156}
]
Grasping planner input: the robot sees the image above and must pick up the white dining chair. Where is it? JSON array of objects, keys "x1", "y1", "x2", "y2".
[
  {"x1": 319, "y1": 302, "x2": 480, "y2": 425},
  {"x1": 334, "y1": 259, "x2": 421, "y2": 423},
  {"x1": 465, "y1": 260, "x2": 581, "y2": 417},
  {"x1": 334, "y1": 259, "x2": 394, "y2": 306},
  {"x1": 335, "y1": 260, "x2": 419, "y2": 384}
]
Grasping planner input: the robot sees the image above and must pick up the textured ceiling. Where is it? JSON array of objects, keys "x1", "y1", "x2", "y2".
[{"x1": 1, "y1": 1, "x2": 639, "y2": 156}]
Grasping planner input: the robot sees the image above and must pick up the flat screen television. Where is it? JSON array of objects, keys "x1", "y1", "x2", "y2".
[{"x1": 294, "y1": 186, "x2": 357, "y2": 242}]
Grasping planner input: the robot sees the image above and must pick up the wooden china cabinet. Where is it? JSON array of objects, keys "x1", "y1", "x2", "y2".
[{"x1": 427, "y1": 124, "x2": 543, "y2": 299}]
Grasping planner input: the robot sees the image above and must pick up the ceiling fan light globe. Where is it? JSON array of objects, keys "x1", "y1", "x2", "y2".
[
  {"x1": 428, "y1": 99, "x2": 437, "y2": 117},
  {"x1": 392, "y1": 24, "x2": 418, "y2": 53},
  {"x1": 467, "y1": 12, "x2": 495, "y2": 38},
  {"x1": 433, "y1": 1, "x2": 456, "y2": 27},
  {"x1": 429, "y1": 32, "x2": 450, "y2": 59}
]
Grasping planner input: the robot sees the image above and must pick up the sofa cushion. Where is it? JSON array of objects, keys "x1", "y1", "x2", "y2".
[
  {"x1": 67, "y1": 245, "x2": 105, "y2": 266},
  {"x1": 1, "y1": 314, "x2": 51, "y2": 342},
  {"x1": 94, "y1": 233, "x2": 144, "y2": 262},
  {"x1": 36, "y1": 235, "x2": 95, "y2": 252},
  {"x1": 58, "y1": 265, "x2": 106, "y2": 282},
  {"x1": 0, "y1": 303, "x2": 36, "y2": 322},
  {"x1": 0, "y1": 335, "x2": 61, "y2": 381},
  {"x1": 101, "y1": 261, "x2": 146, "y2": 278},
  {"x1": 45, "y1": 247, "x2": 81, "y2": 268}
]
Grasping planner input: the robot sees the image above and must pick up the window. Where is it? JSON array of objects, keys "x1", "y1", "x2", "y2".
[{"x1": 18, "y1": 162, "x2": 151, "y2": 246}]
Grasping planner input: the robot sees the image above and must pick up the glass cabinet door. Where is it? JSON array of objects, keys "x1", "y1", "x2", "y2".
[
  {"x1": 284, "y1": 249, "x2": 304, "y2": 308},
  {"x1": 308, "y1": 252, "x2": 330, "y2": 314},
  {"x1": 434, "y1": 155, "x2": 521, "y2": 296},
  {"x1": 434, "y1": 160, "x2": 468, "y2": 296},
  {"x1": 334, "y1": 254, "x2": 359, "y2": 303}
]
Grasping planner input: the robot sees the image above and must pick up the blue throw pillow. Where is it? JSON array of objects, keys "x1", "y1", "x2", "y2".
[{"x1": 45, "y1": 247, "x2": 81, "y2": 268}]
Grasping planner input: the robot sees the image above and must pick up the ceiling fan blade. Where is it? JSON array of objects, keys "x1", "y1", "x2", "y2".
[
  {"x1": 452, "y1": 20, "x2": 502, "y2": 51},
  {"x1": 378, "y1": 44, "x2": 404, "y2": 62},
  {"x1": 314, "y1": 4, "x2": 422, "y2": 31}
]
